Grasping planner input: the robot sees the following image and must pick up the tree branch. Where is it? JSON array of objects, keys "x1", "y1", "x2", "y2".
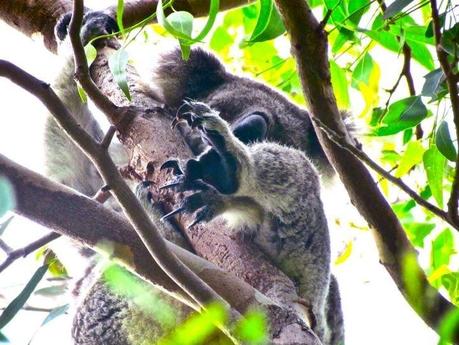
[
  {"x1": 0, "y1": 153, "x2": 319, "y2": 344},
  {"x1": 273, "y1": 0, "x2": 459, "y2": 340},
  {"x1": 0, "y1": 232, "x2": 60, "y2": 273},
  {"x1": 429, "y1": 0, "x2": 459, "y2": 226}
]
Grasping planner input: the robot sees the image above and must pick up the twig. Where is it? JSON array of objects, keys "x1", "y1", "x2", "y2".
[
  {"x1": 312, "y1": 117, "x2": 456, "y2": 228},
  {"x1": 0, "y1": 232, "x2": 61, "y2": 273},
  {"x1": 0, "y1": 239, "x2": 13, "y2": 254},
  {"x1": 67, "y1": 0, "x2": 120, "y2": 120},
  {"x1": 430, "y1": 0, "x2": 459, "y2": 226},
  {"x1": 377, "y1": 0, "x2": 422, "y2": 138},
  {"x1": 100, "y1": 125, "x2": 117, "y2": 149},
  {"x1": 0, "y1": 305, "x2": 57, "y2": 313}
]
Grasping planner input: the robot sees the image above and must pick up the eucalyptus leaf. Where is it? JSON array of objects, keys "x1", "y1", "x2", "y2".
[
  {"x1": 436, "y1": 121, "x2": 457, "y2": 162},
  {"x1": 351, "y1": 53, "x2": 374, "y2": 89},
  {"x1": 108, "y1": 49, "x2": 131, "y2": 101},
  {"x1": 330, "y1": 60, "x2": 350, "y2": 109},
  {"x1": 423, "y1": 146, "x2": 445, "y2": 208},
  {"x1": 0, "y1": 177, "x2": 15, "y2": 218},
  {"x1": 422, "y1": 68, "x2": 445, "y2": 99},
  {"x1": 116, "y1": 0, "x2": 125, "y2": 33},
  {"x1": 0, "y1": 265, "x2": 48, "y2": 329},
  {"x1": 0, "y1": 216, "x2": 13, "y2": 237},
  {"x1": 245, "y1": 0, "x2": 285, "y2": 44},
  {"x1": 394, "y1": 140, "x2": 425, "y2": 177},
  {"x1": 383, "y1": 0, "x2": 415, "y2": 19}
]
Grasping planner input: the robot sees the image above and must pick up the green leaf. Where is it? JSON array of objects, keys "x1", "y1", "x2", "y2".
[
  {"x1": 108, "y1": 49, "x2": 131, "y2": 101},
  {"x1": 330, "y1": 60, "x2": 350, "y2": 109},
  {"x1": 324, "y1": 0, "x2": 348, "y2": 25},
  {"x1": 406, "y1": 39, "x2": 434, "y2": 70},
  {"x1": 423, "y1": 146, "x2": 446, "y2": 208},
  {"x1": 235, "y1": 309, "x2": 267, "y2": 344},
  {"x1": 422, "y1": 68, "x2": 445, "y2": 99},
  {"x1": 157, "y1": 302, "x2": 227, "y2": 345},
  {"x1": 394, "y1": 140, "x2": 425, "y2": 177},
  {"x1": 332, "y1": 28, "x2": 355, "y2": 53},
  {"x1": 383, "y1": 0, "x2": 415, "y2": 19},
  {"x1": 0, "y1": 216, "x2": 13, "y2": 237},
  {"x1": 157, "y1": 0, "x2": 194, "y2": 43},
  {"x1": 347, "y1": 0, "x2": 370, "y2": 27},
  {"x1": 425, "y1": 13, "x2": 446, "y2": 38},
  {"x1": 436, "y1": 121, "x2": 457, "y2": 162},
  {"x1": 167, "y1": 12, "x2": 194, "y2": 37},
  {"x1": 116, "y1": 0, "x2": 125, "y2": 33},
  {"x1": 41, "y1": 304, "x2": 69, "y2": 326},
  {"x1": 373, "y1": 96, "x2": 427, "y2": 136},
  {"x1": 84, "y1": 44, "x2": 97, "y2": 66},
  {"x1": 194, "y1": 0, "x2": 220, "y2": 42},
  {"x1": 351, "y1": 53, "x2": 374, "y2": 89},
  {"x1": 0, "y1": 265, "x2": 48, "y2": 329},
  {"x1": 405, "y1": 222, "x2": 435, "y2": 248},
  {"x1": 431, "y1": 229, "x2": 454, "y2": 270},
  {"x1": 245, "y1": 0, "x2": 285, "y2": 44},
  {"x1": 438, "y1": 307, "x2": 459, "y2": 345},
  {"x1": 34, "y1": 285, "x2": 67, "y2": 297},
  {"x1": 0, "y1": 177, "x2": 15, "y2": 218},
  {"x1": 0, "y1": 332, "x2": 8, "y2": 343}
]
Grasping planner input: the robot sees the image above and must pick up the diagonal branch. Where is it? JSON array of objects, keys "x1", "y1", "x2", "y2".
[
  {"x1": 273, "y1": 0, "x2": 459, "y2": 340},
  {"x1": 429, "y1": 0, "x2": 459, "y2": 226},
  {"x1": 0, "y1": 232, "x2": 60, "y2": 273}
]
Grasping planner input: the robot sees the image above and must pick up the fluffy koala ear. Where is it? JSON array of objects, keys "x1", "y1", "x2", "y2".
[{"x1": 152, "y1": 47, "x2": 229, "y2": 106}]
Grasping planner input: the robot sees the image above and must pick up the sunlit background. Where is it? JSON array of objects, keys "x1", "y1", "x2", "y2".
[{"x1": 1, "y1": 0, "x2": 457, "y2": 344}]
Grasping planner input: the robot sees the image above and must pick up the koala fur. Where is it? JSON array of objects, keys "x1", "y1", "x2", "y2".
[{"x1": 46, "y1": 11, "x2": 345, "y2": 345}]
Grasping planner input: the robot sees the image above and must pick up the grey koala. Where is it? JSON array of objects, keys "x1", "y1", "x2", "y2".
[{"x1": 47, "y1": 11, "x2": 345, "y2": 345}]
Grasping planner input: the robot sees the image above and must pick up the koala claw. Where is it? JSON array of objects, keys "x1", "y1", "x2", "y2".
[{"x1": 160, "y1": 159, "x2": 183, "y2": 175}]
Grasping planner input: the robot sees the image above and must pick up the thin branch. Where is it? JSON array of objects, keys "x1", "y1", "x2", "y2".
[
  {"x1": 67, "y1": 0, "x2": 120, "y2": 120},
  {"x1": 0, "y1": 232, "x2": 60, "y2": 273},
  {"x1": 312, "y1": 117, "x2": 456, "y2": 228},
  {"x1": 0, "y1": 239, "x2": 13, "y2": 254},
  {"x1": 100, "y1": 125, "x2": 117, "y2": 149},
  {"x1": 430, "y1": 0, "x2": 459, "y2": 225},
  {"x1": 377, "y1": 0, "x2": 422, "y2": 138}
]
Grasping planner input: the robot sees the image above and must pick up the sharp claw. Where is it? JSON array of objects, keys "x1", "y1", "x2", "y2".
[
  {"x1": 160, "y1": 160, "x2": 183, "y2": 175},
  {"x1": 161, "y1": 206, "x2": 186, "y2": 222},
  {"x1": 187, "y1": 207, "x2": 209, "y2": 229},
  {"x1": 159, "y1": 181, "x2": 182, "y2": 190}
]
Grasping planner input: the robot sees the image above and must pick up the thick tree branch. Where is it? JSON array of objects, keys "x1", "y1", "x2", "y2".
[
  {"x1": 0, "y1": 153, "x2": 319, "y2": 345},
  {"x1": 429, "y1": 0, "x2": 459, "y2": 226},
  {"x1": 0, "y1": 0, "x2": 253, "y2": 53},
  {"x1": 273, "y1": 0, "x2": 459, "y2": 340},
  {"x1": 0, "y1": 56, "x2": 236, "y2": 325}
]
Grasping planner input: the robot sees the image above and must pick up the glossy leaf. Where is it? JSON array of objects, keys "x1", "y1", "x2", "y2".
[
  {"x1": 406, "y1": 39, "x2": 434, "y2": 70},
  {"x1": 0, "y1": 332, "x2": 8, "y2": 343},
  {"x1": 351, "y1": 53, "x2": 374, "y2": 89},
  {"x1": 373, "y1": 96, "x2": 427, "y2": 136},
  {"x1": 347, "y1": 0, "x2": 370, "y2": 27},
  {"x1": 438, "y1": 307, "x2": 459, "y2": 345},
  {"x1": 0, "y1": 265, "x2": 48, "y2": 329},
  {"x1": 436, "y1": 121, "x2": 457, "y2": 162},
  {"x1": 0, "y1": 177, "x2": 15, "y2": 218},
  {"x1": 157, "y1": 0, "x2": 194, "y2": 42},
  {"x1": 383, "y1": 0, "x2": 415, "y2": 19},
  {"x1": 422, "y1": 68, "x2": 445, "y2": 99},
  {"x1": 423, "y1": 147, "x2": 445, "y2": 208},
  {"x1": 108, "y1": 49, "x2": 131, "y2": 101},
  {"x1": 394, "y1": 140, "x2": 425, "y2": 177},
  {"x1": 245, "y1": 0, "x2": 285, "y2": 44},
  {"x1": 193, "y1": 0, "x2": 220, "y2": 42},
  {"x1": 330, "y1": 60, "x2": 350, "y2": 109}
]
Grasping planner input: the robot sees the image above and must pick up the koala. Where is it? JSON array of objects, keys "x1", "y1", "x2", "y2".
[{"x1": 46, "y1": 10, "x2": 345, "y2": 345}]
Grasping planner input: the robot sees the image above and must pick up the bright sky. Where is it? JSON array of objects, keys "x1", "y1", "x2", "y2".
[{"x1": 0, "y1": 7, "x2": 441, "y2": 345}]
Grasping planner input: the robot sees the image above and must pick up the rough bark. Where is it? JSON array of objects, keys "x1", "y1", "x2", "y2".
[{"x1": 0, "y1": 153, "x2": 319, "y2": 344}]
